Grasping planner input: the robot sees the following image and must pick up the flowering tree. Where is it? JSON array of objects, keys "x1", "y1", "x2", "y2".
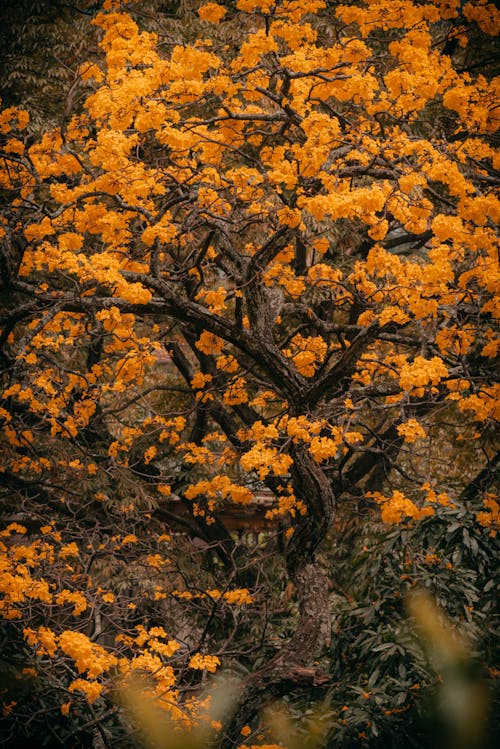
[{"x1": 1, "y1": 0, "x2": 499, "y2": 746}]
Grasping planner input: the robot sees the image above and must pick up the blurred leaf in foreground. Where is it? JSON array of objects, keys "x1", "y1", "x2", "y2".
[{"x1": 406, "y1": 589, "x2": 491, "y2": 749}]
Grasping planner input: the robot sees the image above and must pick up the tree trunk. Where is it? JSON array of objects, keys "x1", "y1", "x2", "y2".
[
  {"x1": 220, "y1": 446, "x2": 334, "y2": 747},
  {"x1": 220, "y1": 560, "x2": 331, "y2": 747}
]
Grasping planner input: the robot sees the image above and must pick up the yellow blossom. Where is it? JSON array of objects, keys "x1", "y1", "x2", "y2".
[
  {"x1": 396, "y1": 419, "x2": 427, "y2": 443},
  {"x1": 188, "y1": 653, "x2": 221, "y2": 672},
  {"x1": 68, "y1": 678, "x2": 104, "y2": 705}
]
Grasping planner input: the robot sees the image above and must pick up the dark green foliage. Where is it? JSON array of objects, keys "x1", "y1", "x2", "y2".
[{"x1": 319, "y1": 498, "x2": 499, "y2": 748}]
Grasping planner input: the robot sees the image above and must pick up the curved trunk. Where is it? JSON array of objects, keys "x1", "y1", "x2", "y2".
[
  {"x1": 221, "y1": 559, "x2": 331, "y2": 748},
  {"x1": 220, "y1": 447, "x2": 334, "y2": 747}
]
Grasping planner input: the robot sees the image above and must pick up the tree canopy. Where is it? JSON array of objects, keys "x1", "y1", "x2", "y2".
[{"x1": 0, "y1": 1, "x2": 499, "y2": 747}]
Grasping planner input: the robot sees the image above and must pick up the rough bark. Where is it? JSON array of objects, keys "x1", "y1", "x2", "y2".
[
  {"x1": 220, "y1": 560, "x2": 331, "y2": 748},
  {"x1": 220, "y1": 446, "x2": 335, "y2": 747}
]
